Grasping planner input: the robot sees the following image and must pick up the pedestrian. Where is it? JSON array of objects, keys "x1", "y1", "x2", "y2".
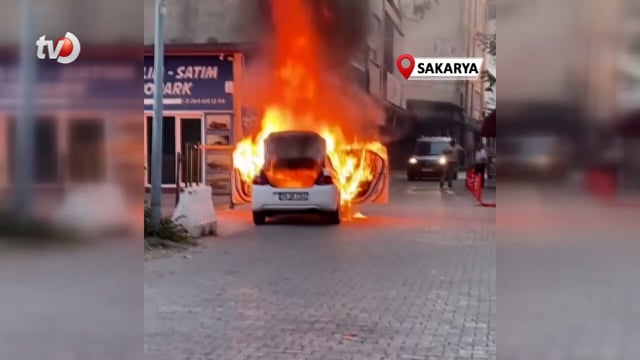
[
  {"x1": 474, "y1": 142, "x2": 488, "y2": 188},
  {"x1": 440, "y1": 139, "x2": 460, "y2": 188}
]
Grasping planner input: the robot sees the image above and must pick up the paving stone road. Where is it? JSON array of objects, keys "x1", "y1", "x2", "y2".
[{"x1": 144, "y1": 176, "x2": 496, "y2": 360}]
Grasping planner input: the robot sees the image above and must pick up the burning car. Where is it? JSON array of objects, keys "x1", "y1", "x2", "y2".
[
  {"x1": 249, "y1": 131, "x2": 341, "y2": 225},
  {"x1": 231, "y1": 110, "x2": 389, "y2": 225},
  {"x1": 230, "y1": 0, "x2": 389, "y2": 221}
]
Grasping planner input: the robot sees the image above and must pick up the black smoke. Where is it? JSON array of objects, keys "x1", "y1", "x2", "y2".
[{"x1": 238, "y1": 0, "x2": 371, "y2": 67}]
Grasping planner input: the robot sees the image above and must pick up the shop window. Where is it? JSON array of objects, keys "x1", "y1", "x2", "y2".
[
  {"x1": 68, "y1": 118, "x2": 106, "y2": 183},
  {"x1": 146, "y1": 116, "x2": 176, "y2": 185},
  {"x1": 7, "y1": 116, "x2": 59, "y2": 184}
]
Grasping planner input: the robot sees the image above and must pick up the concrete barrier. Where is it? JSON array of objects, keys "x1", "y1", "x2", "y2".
[
  {"x1": 172, "y1": 185, "x2": 217, "y2": 237},
  {"x1": 55, "y1": 183, "x2": 130, "y2": 234}
]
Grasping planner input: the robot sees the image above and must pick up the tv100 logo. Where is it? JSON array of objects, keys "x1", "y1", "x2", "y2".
[{"x1": 36, "y1": 32, "x2": 81, "y2": 64}]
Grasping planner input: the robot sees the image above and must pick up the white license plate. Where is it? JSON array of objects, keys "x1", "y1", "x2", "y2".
[{"x1": 278, "y1": 192, "x2": 309, "y2": 201}]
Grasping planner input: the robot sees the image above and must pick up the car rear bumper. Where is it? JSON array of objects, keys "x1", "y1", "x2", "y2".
[{"x1": 251, "y1": 184, "x2": 340, "y2": 212}]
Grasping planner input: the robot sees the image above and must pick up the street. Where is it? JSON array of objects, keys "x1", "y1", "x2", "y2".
[{"x1": 144, "y1": 174, "x2": 496, "y2": 360}]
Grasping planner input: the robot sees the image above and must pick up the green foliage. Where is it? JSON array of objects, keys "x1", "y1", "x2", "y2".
[
  {"x1": 476, "y1": 32, "x2": 497, "y2": 112},
  {"x1": 144, "y1": 207, "x2": 196, "y2": 250},
  {"x1": 481, "y1": 70, "x2": 496, "y2": 91},
  {"x1": 476, "y1": 32, "x2": 496, "y2": 57},
  {"x1": 476, "y1": 32, "x2": 496, "y2": 91}
]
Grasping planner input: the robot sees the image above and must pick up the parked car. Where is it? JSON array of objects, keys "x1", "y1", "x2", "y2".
[{"x1": 251, "y1": 131, "x2": 341, "y2": 225}]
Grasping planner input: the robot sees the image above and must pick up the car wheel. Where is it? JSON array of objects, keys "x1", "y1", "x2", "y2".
[
  {"x1": 328, "y1": 210, "x2": 341, "y2": 225},
  {"x1": 252, "y1": 211, "x2": 266, "y2": 225}
]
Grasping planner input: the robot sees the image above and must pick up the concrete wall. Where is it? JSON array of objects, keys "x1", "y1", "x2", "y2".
[{"x1": 144, "y1": 0, "x2": 249, "y2": 45}]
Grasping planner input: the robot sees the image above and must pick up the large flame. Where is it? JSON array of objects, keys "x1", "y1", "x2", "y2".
[{"x1": 232, "y1": 0, "x2": 387, "y2": 205}]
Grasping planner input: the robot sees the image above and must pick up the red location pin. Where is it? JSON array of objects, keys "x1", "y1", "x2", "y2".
[{"x1": 396, "y1": 54, "x2": 415, "y2": 80}]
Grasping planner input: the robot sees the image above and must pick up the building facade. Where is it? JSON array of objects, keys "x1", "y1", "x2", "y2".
[
  {"x1": 142, "y1": 45, "x2": 246, "y2": 194},
  {"x1": 385, "y1": 0, "x2": 488, "y2": 167},
  {"x1": 401, "y1": 0, "x2": 487, "y2": 123}
]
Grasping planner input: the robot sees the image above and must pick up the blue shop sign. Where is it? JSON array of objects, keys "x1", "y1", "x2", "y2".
[
  {"x1": 144, "y1": 55, "x2": 234, "y2": 111},
  {"x1": 0, "y1": 59, "x2": 140, "y2": 112}
]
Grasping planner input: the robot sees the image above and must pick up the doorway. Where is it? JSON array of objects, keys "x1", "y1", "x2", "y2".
[
  {"x1": 146, "y1": 116, "x2": 176, "y2": 185},
  {"x1": 145, "y1": 114, "x2": 203, "y2": 187},
  {"x1": 180, "y1": 118, "x2": 203, "y2": 185}
]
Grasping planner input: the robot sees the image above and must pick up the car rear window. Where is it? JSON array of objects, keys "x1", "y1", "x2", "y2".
[
  {"x1": 263, "y1": 132, "x2": 326, "y2": 188},
  {"x1": 265, "y1": 133, "x2": 326, "y2": 163}
]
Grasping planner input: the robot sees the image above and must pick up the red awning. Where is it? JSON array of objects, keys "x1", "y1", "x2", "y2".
[
  {"x1": 616, "y1": 110, "x2": 640, "y2": 137},
  {"x1": 481, "y1": 110, "x2": 496, "y2": 137}
]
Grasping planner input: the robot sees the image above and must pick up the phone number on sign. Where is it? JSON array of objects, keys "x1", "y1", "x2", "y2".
[{"x1": 183, "y1": 98, "x2": 228, "y2": 105}]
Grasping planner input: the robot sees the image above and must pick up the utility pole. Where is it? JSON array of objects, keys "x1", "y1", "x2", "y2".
[
  {"x1": 150, "y1": 0, "x2": 166, "y2": 226},
  {"x1": 13, "y1": 0, "x2": 36, "y2": 219}
]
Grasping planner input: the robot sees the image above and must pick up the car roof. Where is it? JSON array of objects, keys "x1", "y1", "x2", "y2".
[
  {"x1": 266, "y1": 130, "x2": 324, "y2": 140},
  {"x1": 416, "y1": 136, "x2": 451, "y2": 142}
]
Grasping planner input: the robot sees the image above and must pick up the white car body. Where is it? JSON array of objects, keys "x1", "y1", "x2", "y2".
[{"x1": 251, "y1": 175, "x2": 340, "y2": 213}]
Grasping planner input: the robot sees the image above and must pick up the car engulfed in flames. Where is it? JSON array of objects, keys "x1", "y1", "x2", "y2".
[{"x1": 231, "y1": 107, "x2": 389, "y2": 210}]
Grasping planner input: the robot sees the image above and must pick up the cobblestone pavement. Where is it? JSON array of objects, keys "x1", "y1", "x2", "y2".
[{"x1": 145, "y1": 177, "x2": 496, "y2": 360}]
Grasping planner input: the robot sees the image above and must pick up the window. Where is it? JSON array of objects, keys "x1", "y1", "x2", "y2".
[
  {"x1": 369, "y1": 15, "x2": 382, "y2": 63},
  {"x1": 489, "y1": 0, "x2": 496, "y2": 20},
  {"x1": 383, "y1": 13, "x2": 395, "y2": 73},
  {"x1": 475, "y1": 90, "x2": 482, "y2": 110}
]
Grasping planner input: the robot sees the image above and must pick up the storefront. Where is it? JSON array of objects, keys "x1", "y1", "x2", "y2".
[
  {"x1": 0, "y1": 52, "x2": 140, "y2": 192},
  {"x1": 143, "y1": 51, "x2": 243, "y2": 194}
]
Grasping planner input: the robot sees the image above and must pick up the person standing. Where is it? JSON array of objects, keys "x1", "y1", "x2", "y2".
[
  {"x1": 474, "y1": 142, "x2": 488, "y2": 188},
  {"x1": 440, "y1": 139, "x2": 461, "y2": 188}
]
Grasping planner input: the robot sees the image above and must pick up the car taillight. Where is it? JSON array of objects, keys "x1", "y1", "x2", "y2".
[
  {"x1": 315, "y1": 173, "x2": 334, "y2": 185},
  {"x1": 252, "y1": 172, "x2": 270, "y2": 185}
]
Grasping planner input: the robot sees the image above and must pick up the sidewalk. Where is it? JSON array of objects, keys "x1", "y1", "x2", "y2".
[{"x1": 144, "y1": 193, "x2": 234, "y2": 218}]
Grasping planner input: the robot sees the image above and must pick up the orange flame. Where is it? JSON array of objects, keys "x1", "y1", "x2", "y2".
[{"x1": 232, "y1": 0, "x2": 387, "y2": 205}]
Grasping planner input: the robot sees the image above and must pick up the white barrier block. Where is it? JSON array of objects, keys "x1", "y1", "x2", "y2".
[
  {"x1": 171, "y1": 185, "x2": 217, "y2": 237},
  {"x1": 55, "y1": 184, "x2": 130, "y2": 234}
]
